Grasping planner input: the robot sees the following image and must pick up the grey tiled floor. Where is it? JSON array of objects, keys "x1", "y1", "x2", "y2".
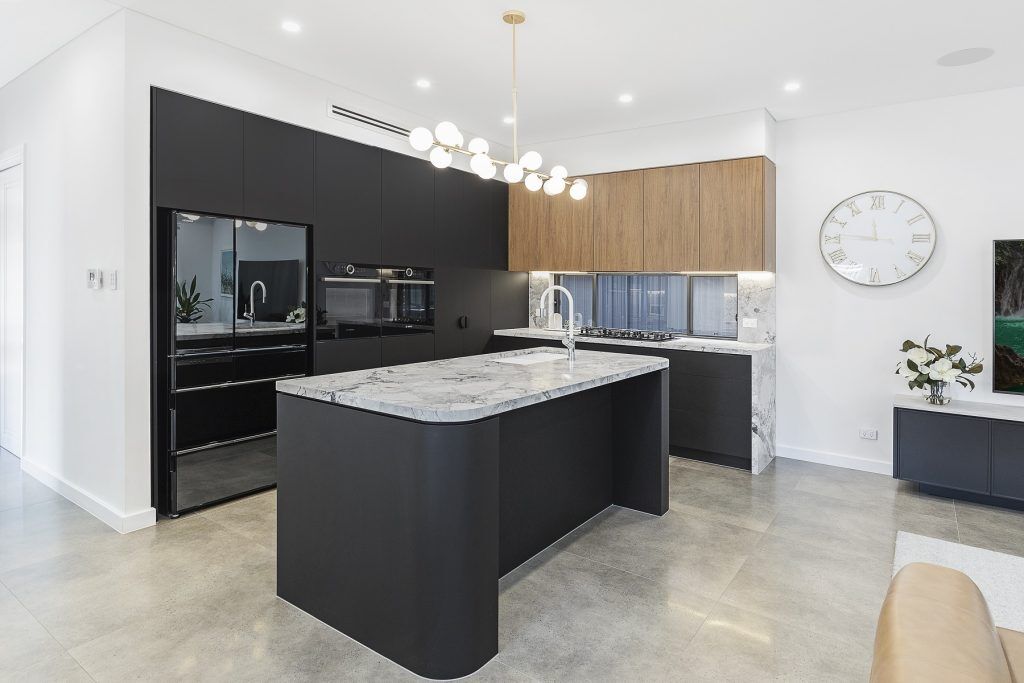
[{"x1": 3, "y1": 448, "x2": 1023, "y2": 681}]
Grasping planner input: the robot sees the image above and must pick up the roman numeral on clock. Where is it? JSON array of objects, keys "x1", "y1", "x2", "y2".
[
  {"x1": 892, "y1": 199, "x2": 906, "y2": 214},
  {"x1": 869, "y1": 268, "x2": 881, "y2": 283},
  {"x1": 906, "y1": 250, "x2": 924, "y2": 265},
  {"x1": 870, "y1": 195, "x2": 885, "y2": 210},
  {"x1": 823, "y1": 234, "x2": 841, "y2": 245},
  {"x1": 829, "y1": 216, "x2": 847, "y2": 229},
  {"x1": 845, "y1": 200, "x2": 861, "y2": 217},
  {"x1": 893, "y1": 264, "x2": 907, "y2": 279},
  {"x1": 907, "y1": 214, "x2": 926, "y2": 226},
  {"x1": 912, "y1": 233, "x2": 931, "y2": 243},
  {"x1": 828, "y1": 249, "x2": 848, "y2": 264}
]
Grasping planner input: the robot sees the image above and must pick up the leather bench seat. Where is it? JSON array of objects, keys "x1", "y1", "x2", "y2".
[{"x1": 871, "y1": 562, "x2": 1024, "y2": 682}]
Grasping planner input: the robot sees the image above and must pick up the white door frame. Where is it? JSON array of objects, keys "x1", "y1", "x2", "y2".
[{"x1": 0, "y1": 145, "x2": 25, "y2": 457}]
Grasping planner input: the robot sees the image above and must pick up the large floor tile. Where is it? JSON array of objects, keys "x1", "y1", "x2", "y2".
[
  {"x1": 2, "y1": 515, "x2": 275, "y2": 649},
  {"x1": 670, "y1": 462, "x2": 785, "y2": 532},
  {"x1": 676, "y1": 602, "x2": 873, "y2": 682},
  {"x1": 0, "y1": 452, "x2": 62, "y2": 514},
  {"x1": 0, "y1": 497, "x2": 124, "y2": 574},
  {"x1": 767, "y1": 488, "x2": 958, "y2": 557},
  {"x1": 719, "y1": 532, "x2": 891, "y2": 645},
  {"x1": 496, "y1": 548, "x2": 713, "y2": 681},
  {"x1": 794, "y1": 466, "x2": 956, "y2": 519},
  {"x1": 956, "y1": 501, "x2": 1024, "y2": 557},
  {"x1": 556, "y1": 506, "x2": 762, "y2": 600},
  {"x1": 199, "y1": 489, "x2": 277, "y2": 551},
  {"x1": 0, "y1": 583, "x2": 73, "y2": 678}
]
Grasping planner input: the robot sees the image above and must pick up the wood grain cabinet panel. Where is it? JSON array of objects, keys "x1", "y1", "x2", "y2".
[
  {"x1": 508, "y1": 178, "x2": 593, "y2": 272},
  {"x1": 643, "y1": 165, "x2": 699, "y2": 271},
  {"x1": 699, "y1": 158, "x2": 762, "y2": 271},
  {"x1": 593, "y1": 170, "x2": 644, "y2": 271}
]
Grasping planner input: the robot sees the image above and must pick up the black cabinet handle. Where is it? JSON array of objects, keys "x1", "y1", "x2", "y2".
[{"x1": 458, "y1": 315, "x2": 469, "y2": 329}]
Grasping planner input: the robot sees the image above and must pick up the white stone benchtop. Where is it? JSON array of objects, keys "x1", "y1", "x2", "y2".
[
  {"x1": 893, "y1": 393, "x2": 1024, "y2": 422},
  {"x1": 493, "y1": 328, "x2": 772, "y2": 356},
  {"x1": 277, "y1": 348, "x2": 668, "y2": 423}
]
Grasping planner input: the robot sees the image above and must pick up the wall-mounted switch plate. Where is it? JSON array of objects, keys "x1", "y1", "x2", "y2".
[
  {"x1": 859, "y1": 428, "x2": 879, "y2": 440},
  {"x1": 742, "y1": 318, "x2": 758, "y2": 328},
  {"x1": 107, "y1": 270, "x2": 119, "y2": 290},
  {"x1": 86, "y1": 269, "x2": 103, "y2": 290}
]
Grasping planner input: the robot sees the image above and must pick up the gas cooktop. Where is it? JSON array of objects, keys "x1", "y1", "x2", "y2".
[{"x1": 577, "y1": 327, "x2": 676, "y2": 342}]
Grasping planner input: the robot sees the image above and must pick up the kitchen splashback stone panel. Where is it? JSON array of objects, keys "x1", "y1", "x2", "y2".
[
  {"x1": 737, "y1": 272, "x2": 776, "y2": 344},
  {"x1": 528, "y1": 272, "x2": 555, "y2": 329}
]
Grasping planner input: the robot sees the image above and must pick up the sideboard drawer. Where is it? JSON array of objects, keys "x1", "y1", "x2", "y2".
[
  {"x1": 896, "y1": 410, "x2": 989, "y2": 494},
  {"x1": 992, "y1": 421, "x2": 1024, "y2": 501}
]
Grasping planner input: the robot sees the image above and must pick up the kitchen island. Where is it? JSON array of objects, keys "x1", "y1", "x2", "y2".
[{"x1": 275, "y1": 348, "x2": 669, "y2": 679}]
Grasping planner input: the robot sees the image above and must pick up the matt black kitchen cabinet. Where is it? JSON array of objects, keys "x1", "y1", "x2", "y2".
[
  {"x1": 152, "y1": 89, "x2": 244, "y2": 216},
  {"x1": 381, "y1": 334, "x2": 434, "y2": 367},
  {"x1": 315, "y1": 134, "x2": 381, "y2": 262},
  {"x1": 315, "y1": 339, "x2": 380, "y2": 374},
  {"x1": 382, "y1": 151, "x2": 434, "y2": 266},
  {"x1": 436, "y1": 169, "x2": 492, "y2": 268},
  {"x1": 243, "y1": 114, "x2": 315, "y2": 224},
  {"x1": 435, "y1": 268, "x2": 492, "y2": 359},
  {"x1": 992, "y1": 422, "x2": 1024, "y2": 501}
]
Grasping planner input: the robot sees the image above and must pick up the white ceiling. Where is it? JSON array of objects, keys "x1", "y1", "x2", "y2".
[{"x1": 5, "y1": 0, "x2": 1024, "y2": 146}]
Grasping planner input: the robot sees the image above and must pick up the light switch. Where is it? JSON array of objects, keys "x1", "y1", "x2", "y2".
[
  {"x1": 86, "y1": 269, "x2": 103, "y2": 290},
  {"x1": 107, "y1": 270, "x2": 119, "y2": 290},
  {"x1": 742, "y1": 318, "x2": 758, "y2": 328}
]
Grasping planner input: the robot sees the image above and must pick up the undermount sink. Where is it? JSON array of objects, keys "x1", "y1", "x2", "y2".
[{"x1": 493, "y1": 352, "x2": 568, "y2": 366}]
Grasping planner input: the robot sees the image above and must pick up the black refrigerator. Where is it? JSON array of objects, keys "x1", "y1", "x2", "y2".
[{"x1": 153, "y1": 210, "x2": 312, "y2": 516}]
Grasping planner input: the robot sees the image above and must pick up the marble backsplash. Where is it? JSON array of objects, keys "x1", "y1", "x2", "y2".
[{"x1": 526, "y1": 271, "x2": 776, "y2": 345}]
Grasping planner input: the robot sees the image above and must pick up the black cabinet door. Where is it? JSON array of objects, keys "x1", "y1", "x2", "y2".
[
  {"x1": 992, "y1": 421, "x2": 1024, "y2": 501},
  {"x1": 435, "y1": 169, "x2": 491, "y2": 268},
  {"x1": 381, "y1": 334, "x2": 435, "y2": 367},
  {"x1": 897, "y1": 409, "x2": 990, "y2": 493},
  {"x1": 490, "y1": 181, "x2": 510, "y2": 271},
  {"x1": 382, "y1": 151, "x2": 434, "y2": 267},
  {"x1": 461, "y1": 269, "x2": 493, "y2": 356},
  {"x1": 434, "y1": 267, "x2": 466, "y2": 360},
  {"x1": 243, "y1": 113, "x2": 315, "y2": 224},
  {"x1": 315, "y1": 339, "x2": 380, "y2": 374},
  {"x1": 491, "y1": 271, "x2": 529, "y2": 331},
  {"x1": 315, "y1": 134, "x2": 381, "y2": 262},
  {"x1": 153, "y1": 89, "x2": 244, "y2": 215}
]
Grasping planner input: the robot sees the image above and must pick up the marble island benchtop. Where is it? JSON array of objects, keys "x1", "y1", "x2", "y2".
[
  {"x1": 493, "y1": 328, "x2": 773, "y2": 356},
  {"x1": 277, "y1": 348, "x2": 668, "y2": 423}
]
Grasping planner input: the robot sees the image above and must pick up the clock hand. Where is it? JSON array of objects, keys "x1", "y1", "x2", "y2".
[
  {"x1": 842, "y1": 234, "x2": 894, "y2": 243},
  {"x1": 871, "y1": 219, "x2": 878, "y2": 241}
]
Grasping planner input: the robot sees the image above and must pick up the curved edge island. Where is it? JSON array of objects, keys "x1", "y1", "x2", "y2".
[{"x1": 276, "y1": 348, "x2": 669, "y2": 679}]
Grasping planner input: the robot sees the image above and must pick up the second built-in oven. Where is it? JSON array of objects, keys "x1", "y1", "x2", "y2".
[{"x1": 381, "y1": 266, "x2": 434, "y2": 336}]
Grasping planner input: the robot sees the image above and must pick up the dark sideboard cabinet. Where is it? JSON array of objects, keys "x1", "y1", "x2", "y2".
[{"x1": 894, "y1": 404, "x2": 1024, "y2": 509}]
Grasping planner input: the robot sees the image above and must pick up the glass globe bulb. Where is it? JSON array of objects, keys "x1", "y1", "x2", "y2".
[
  {"x1": 550, "y1": 164, "x2": 568, "y2": 179},
  {"x1": 434, "y1": 121, "x2": 462, "y2": 147},
  {"x1": 470, "y1": 153, "x2": 491, "y2": 176},
  {"x1": 519, "y1": 150, "x2": 542, "y2": 171},
  {"x1": 569, "y1": 178, "x2": 589, "y2": 200},
  {"x1": 429, "y1": 146, "x2": 453, "y2": 169},
  {"x1": 467, "y1": 137, "x2": 489, "y2": 155},
  {"x1": 408, "y1": 127, "x2": 434, "y2": 152},
  {"x1": 503, "y1": 163, "x2": 524, "y2": 183},
  {"x1": 524, "y1": 173, "x2": 543, "y2": 192},
  {"x1": 543, "y1": 177, "x2": 566, "y2": 196},
  {"x1": 478, "y1": 161, "x2": 497, "y2": 180}
]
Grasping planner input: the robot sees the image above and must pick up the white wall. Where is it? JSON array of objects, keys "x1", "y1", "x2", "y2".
[
  {"x1": 0, "y1": 13, "x2": 145, "y2": 530},
  {"x1": 775, "y1": 86, "x2": 1024, "y2": 473},
  {"x1": 531, "y1": 108, "x2": 775, "y2": 176}
]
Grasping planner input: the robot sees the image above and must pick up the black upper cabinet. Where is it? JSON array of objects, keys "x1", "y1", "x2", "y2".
[
  {"x1": 436, "y1": 169, "x2": 493, "y2": 269},
  {"x1": 153, "y1": 89, "x2": 244, "y2": 215},
  {"x1": 315, "y1": 134, "x2": 381, "y2": 262},
  {"x1": 243, "y1": 114, "x2": 315, "y2": 224},
  {"x1": 490, "y1": 181, "x2": 510, "y2": 271},
  {"x1": 382, "y1": 151, "x2": 434, "y2": 267}
]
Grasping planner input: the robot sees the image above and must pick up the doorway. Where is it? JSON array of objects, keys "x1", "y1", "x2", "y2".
[{"x1": 0, "y1": 147, "x2": 24, "y2": 457}]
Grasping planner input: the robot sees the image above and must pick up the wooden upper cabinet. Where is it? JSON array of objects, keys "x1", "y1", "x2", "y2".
[
  {"x1": 699, "y1": 157, "x2": 775, "y2": 271},
  {"x1": 643, "y1": 165, "x2": 699, "y2": 271},
  {"x1": 508, "y1": 177, "x2": 593, "y2": 272},
  {"x1": 593, "y1": 170, "x2": 644, "y2": 271}
]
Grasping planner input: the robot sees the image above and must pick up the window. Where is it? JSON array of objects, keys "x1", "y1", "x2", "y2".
[{"x1": 555, "y1": 273, "x2": 738, "y2": 339}]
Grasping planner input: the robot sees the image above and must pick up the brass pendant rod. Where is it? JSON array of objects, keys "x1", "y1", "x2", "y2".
[{"x1": 512, "y1": 20, "x2": 519, "y2": 164}]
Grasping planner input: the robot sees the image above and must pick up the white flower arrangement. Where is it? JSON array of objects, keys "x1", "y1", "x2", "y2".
[
  {"x1": 286, "y1": 305, "x2": 307, "y2": 324},
  {"x1": 895, "y1": 335, "x2": 983, "y2": 392}
]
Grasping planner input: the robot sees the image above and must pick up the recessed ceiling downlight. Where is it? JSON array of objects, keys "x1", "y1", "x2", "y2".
[
  {"x1": 783, "y1": 81, "x2": 801, "y2": 92},
  {"x1": 618, "y1": 93, "x2": 634, "y2": 104},
  {"x1": 281, "y1": 20, "x2": 301, "y2": 33},
  {"x1": 937, "y1": 47, "x2": 994, "y2": 67},
  {"x1": 416, "y1": 78, "x2": 431, "y2": 89}
]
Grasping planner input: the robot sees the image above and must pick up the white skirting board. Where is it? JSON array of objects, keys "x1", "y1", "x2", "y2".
[
  {"x1": 20, "y1": 458, "x2": 156, "y2": 534},
  {"x1": 776, "y1": 444, "x2": 892, "y2": 475}
]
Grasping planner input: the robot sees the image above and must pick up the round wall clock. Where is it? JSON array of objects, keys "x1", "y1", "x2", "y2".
[{"x1": 818, "y1": 190, "x2": 937, "y2": 286}]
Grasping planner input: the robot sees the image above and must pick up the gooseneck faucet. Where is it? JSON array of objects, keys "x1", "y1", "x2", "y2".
[
  {"x1": 244, "y1": 280, "x2": 267, "y2": 327},
  {"x1": 538, "y1": 285, "x2": 576, "y2": 367}
]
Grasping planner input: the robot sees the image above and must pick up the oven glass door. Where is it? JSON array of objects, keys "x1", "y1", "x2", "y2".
[
  {"x1": 381, "y1": 268, "x2": 434, "y2": 336},
  {"x1": 316, "y1": 263, "x2": 382, "y2": 340}
]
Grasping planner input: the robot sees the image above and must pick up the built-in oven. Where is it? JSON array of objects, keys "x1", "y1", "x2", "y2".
[
  {"x1": 381, "y1": 266, "x2": 434, "y2": 336},
  {"x1": 315, "y1": 262, "x2": 382, "y2": 340}
]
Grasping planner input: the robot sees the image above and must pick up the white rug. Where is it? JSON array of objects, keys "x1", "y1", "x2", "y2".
[{"x1": 894, "y1": 531, "x2": 1024, "y2": 632}]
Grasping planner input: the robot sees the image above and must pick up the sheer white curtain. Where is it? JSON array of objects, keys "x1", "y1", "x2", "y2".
[{"x1": 691, "y1": 276, "x2": 738, "y2": 337}]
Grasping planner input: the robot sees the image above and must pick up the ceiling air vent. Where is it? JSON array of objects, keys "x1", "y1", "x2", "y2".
[{"x1": 327, "y1": 103, "x2": 409, "y2": 138}]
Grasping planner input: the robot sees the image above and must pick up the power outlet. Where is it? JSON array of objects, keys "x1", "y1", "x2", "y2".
[
  {"x1": 742, "y1": 318, "x2": 758, "y2": 329},
  {"x1": 859, "y1": 428, "x2": 879, "y2": 440}
]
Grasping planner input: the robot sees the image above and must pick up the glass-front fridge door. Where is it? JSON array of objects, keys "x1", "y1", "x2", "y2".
[{"x1": 173, "y1": 212, "x2": 236, "y2": 353}]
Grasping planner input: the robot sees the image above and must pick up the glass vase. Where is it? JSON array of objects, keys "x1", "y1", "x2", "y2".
[{"x1": 926, "y1": 381, "x2": 951, "y2": 405}]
